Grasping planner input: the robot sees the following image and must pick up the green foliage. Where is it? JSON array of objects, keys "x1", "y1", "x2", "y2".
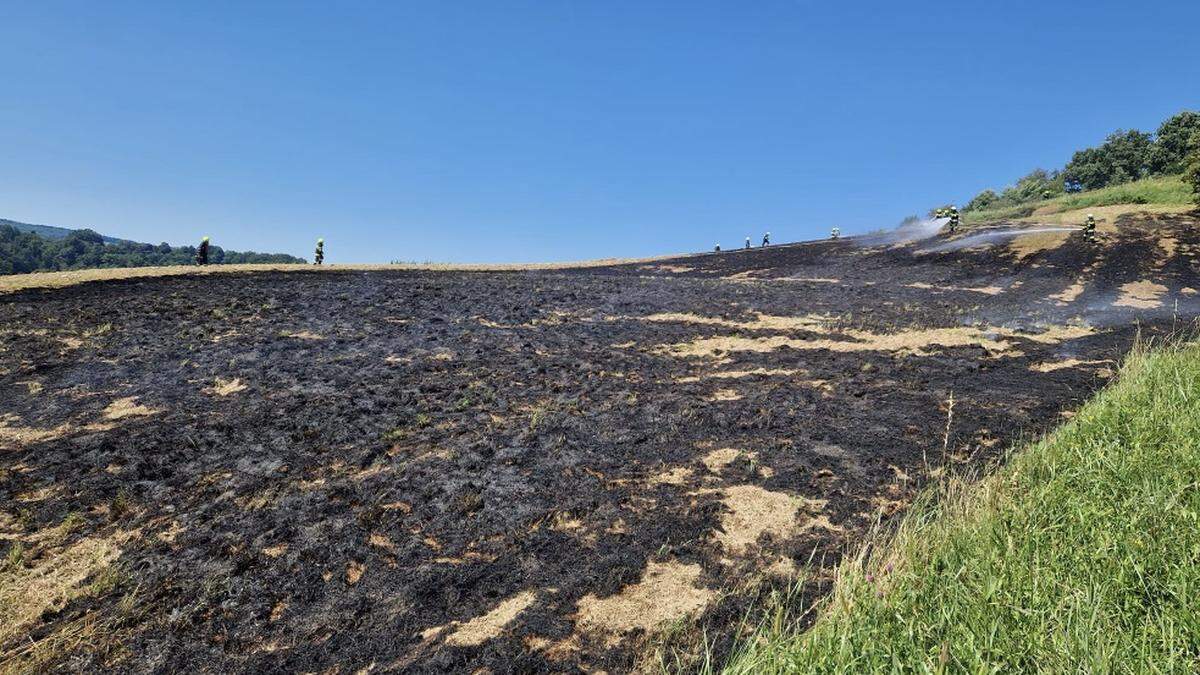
[
  {"x1": 0, "y1": 225, "x2": 305, "y2": 275},
  {"x1": 963, "y1": 175, "x2": 1193, "y2": 225},
  {"x1": 3, "y1": 542, "x2": 23, "y2": 572},
  {"x1": 963, "y1": 188, "x2": 998, "y2": 212},
  {"x1": 1184, "y1": 131, "x2": 1200, "y2": 206},
  {"x1": 723, "y1": 341, "x2": 1200, "y2": 673},
  {"x1": 955, "y1": 111, "x2": 1197, "y2": 218},
  {"x1": 1053, "y1": 174, "x2": 1192, "y2": 210},
  {"x1": 960, "y1": 169, "x2": 1064, "y2": 215},
  {"x1": 1063, "y1": 129, "x2": 1154, "y2": 191},
  {"x1": 1149, "y1": 111, "x2": 1200, "y2": 175}
]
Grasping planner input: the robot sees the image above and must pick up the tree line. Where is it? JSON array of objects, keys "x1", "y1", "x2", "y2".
[
  {"x1": 0, "y1": 226, "x2": 305, "y2": 275},
  {"x1": 961, "y1": 110, "x2": 1200, "y2": 213}
]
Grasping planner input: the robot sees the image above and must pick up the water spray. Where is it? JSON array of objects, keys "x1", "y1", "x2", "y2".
[{"x1": 918, "y1": 226, "x2": 1077, "y2": 254}]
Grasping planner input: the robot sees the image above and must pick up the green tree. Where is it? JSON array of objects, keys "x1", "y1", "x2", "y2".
[
  {"x1": 1184, "y1": 131, "x2": 1200, "y2": 206},
  {"x1": 1000, "y1": 168, "x2": 1063, "y2": 204},
  {"x1": 964, "y1": 189, "x2": 998, "y2": 212},
  {"x1": 1149, "y1": 111, "x2": 1200, "y2": 175},
  {"x1": 1064, "y1": 129, "x2": 1153, "y2": 191},
  {"x1": 0, "y1": 224, "x2": 305, "y2": 276}
]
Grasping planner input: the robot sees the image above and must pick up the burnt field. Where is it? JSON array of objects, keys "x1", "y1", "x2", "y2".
[{"x1": 2, "y1": 212, "x2": 1199, "y2": 673}]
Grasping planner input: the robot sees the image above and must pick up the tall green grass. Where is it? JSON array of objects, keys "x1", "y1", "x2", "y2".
[
  {"x1": 964, "y1": 175, "x2": 1193, "y2": 225},
  {"x1": 723, "y1": 340, "x2": 1200, "y2": 673}
]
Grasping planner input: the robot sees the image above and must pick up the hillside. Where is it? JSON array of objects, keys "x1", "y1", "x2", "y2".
[
  {"x1": 963, "y1": 175, "x2": 1195, "y2": 227},
  {"x1": 950, "y1": 110, "x2": 1200, "y2": 227},
  {"x1": 0, "y1": 219, "x2": 305, "y2": 275},
  {"x1": 1, "y1": 208, "x2": 1197, "y2": 672},
  {"x1": 0, "y1": 218, "x2": 129, "y2": 245}
]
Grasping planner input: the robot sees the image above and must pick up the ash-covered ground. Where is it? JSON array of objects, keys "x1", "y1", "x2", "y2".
[{"x1": 1, "y1": 211, "x2": 1198, "y2": 672}]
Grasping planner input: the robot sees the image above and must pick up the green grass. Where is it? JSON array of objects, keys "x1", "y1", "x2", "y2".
[
  {"x1": 722, "y1": 339, "x2": 1200, "y2": 673},
  {"x1": 964, "y1": 175, "x2": 1194, "y2": 225}
]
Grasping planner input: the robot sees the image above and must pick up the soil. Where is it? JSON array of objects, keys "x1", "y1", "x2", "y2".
[{"x1": 2, "y1": 211, "x2": 1198, "y2": 673}]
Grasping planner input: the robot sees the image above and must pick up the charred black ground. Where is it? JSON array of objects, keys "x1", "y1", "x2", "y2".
[{"x1": 2, "y1": 211, "x2": 1198, "y2": 673}]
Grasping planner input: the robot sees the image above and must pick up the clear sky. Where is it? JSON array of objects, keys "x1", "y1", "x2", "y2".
[{"x1": 3, "y1": 1, "x2": 1198, "y2": 263}]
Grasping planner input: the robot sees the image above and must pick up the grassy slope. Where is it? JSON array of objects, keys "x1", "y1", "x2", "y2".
[
  {"x1": 724, "y1": 340, "x2": 1200, "y2": 673},
  {"x1": 963, "y1": 175, "x2": 1195, "y2": 226}
]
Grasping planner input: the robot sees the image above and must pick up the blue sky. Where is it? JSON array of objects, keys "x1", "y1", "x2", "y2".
[{"x1": 3, "y1": 1, "x2": 1198, "y2": 263}]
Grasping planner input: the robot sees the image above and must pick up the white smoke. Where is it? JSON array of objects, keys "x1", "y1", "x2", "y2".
[
  {"x1": 853, "y1": 217, "x2": 950, "y2": 246},
  {"x1": 917, "y1": 226, "x2": 1077, "y2": 254}
]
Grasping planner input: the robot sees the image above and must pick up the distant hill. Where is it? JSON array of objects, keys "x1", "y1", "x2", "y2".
[
  {"x1": 0, "y1": 217, "x2": 131, "y2": 244},
  {"x1": 0, "y1": 217, "x2": 305, "y2": 275}
]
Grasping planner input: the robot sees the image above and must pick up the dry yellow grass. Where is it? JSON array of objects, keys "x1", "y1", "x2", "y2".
[
  {"x1": 575, "y1": 561, "x2": 713, "y2": 634},
  {"x1": 1029, "y1": 358, "x2": 1114, "y2": 374},
  {"x1": 1019, "y1": 203, "x2": 1191, "y2": 227},
  {"x1": 659, "y1": 324, "x2": 1093, "y2": 359},
  {"x1": 906, "y1": 282, "x2": 1005, "y2": 295},
  {"x1": 642, "y1": 311, "x2": 832, "y2": 332},
  {"x1": 706, "y1": 485, "x2": 823, "y2": 555},
  {"x1": 101, "y1": 397, "x2": 159, "y2": 421},
  {"x1": 1008, "y1": 230, "x2": 1072, "y2": 260},
  {"x1": 0, "y1": 528, "x2": 137, "y2": 667},
  {"x1": 1114, "y1": 281, "x2": 1169, "y2": 309},
  {"x1": 676, "y1": 367, "x2": 800, "y2": 383},
  {"x1": 423, "y1": 590, "x2": 539, "y2": 647},
  {"x1": 208, "y1": 378, "x2": 247, "y2": 397},
  {"x1": 701, "y1": 447, "x2": 748, "y2": 474}
]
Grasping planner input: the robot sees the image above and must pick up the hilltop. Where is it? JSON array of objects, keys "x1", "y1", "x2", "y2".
[
  {"x1": 950, "y1": 109, "x2": 1200, "y2": 227},
  {"x1": 0, "y1": 218, "x2": 132, "y2": 245}
]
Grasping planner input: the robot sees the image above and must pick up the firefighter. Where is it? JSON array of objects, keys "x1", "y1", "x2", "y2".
[
  {"x1": 1083, "y1": 213, "x2": 1096, "y2": 242},
  {"x1": 744, "y1": 237, "x2": 751, "y2": 250},
  {"x1": 762, "y1": 232, "x2": 770, "y2": 247},
  {"x1": 714, "y1": 243, "x2": 721, "y2": 252},
  {"x1": 196, "y1": 236, "x2": 210, "y2": 265},
  {"x1": 314, "y1": 238, "x2": 325, "y2": 265},
  {"x1": 935, "y1": 208, "x2": 946, "y2": 219},
  {"x1": 831, "y1": 227, "x2": 841, "y2": 239},
  {"x1": 948, "y1": 206, "x2": 960, "y2": 233}
]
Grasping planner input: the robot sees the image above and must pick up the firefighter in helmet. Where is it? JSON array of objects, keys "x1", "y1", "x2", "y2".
[
  {"x1": 314, "y1": 238, "x2": 325, "y2": 265},
  {"x1": 831, "y1": 227, "x2": 841, "y2": 240},
  {"x1": 196, "y1": 236, "x2": 210, "y2": 265},
  {"x1": 948, "y1": 206, "x2": 960, "y2": 233},
  {"x1": 1083, "y1": 214, "x2": 1096, "y2": 243},
  {"x1": 762, "y1": 232, "x2": 770, "y2": 247}
]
